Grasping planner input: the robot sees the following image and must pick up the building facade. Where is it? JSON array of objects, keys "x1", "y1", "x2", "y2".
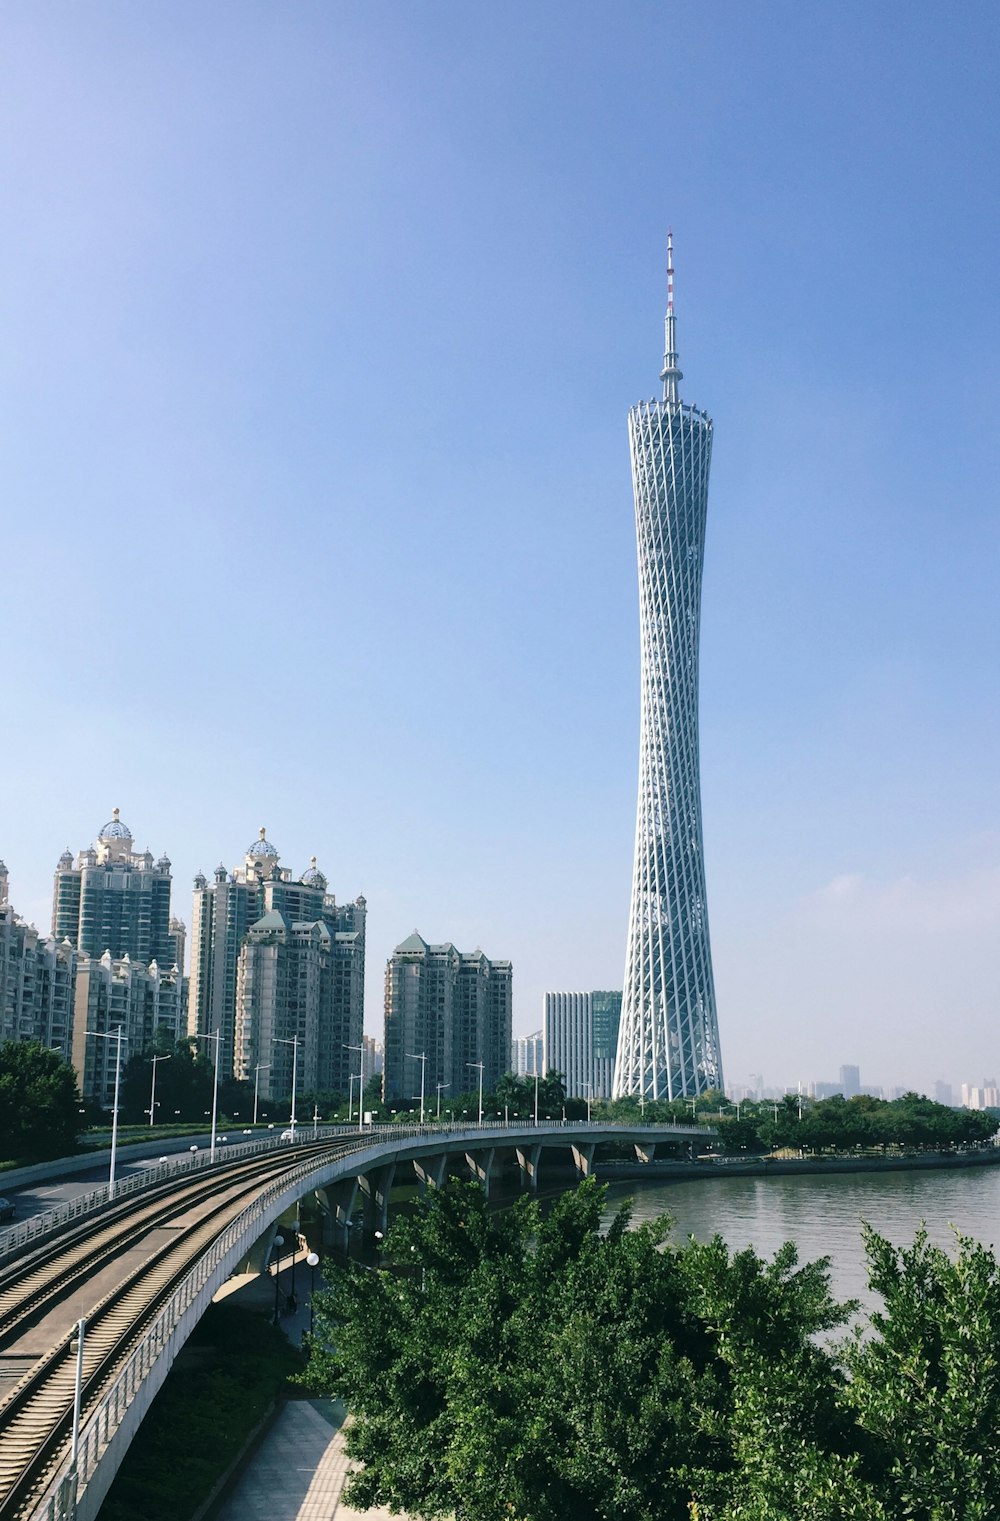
[
  {"x1": 233, "y1": 908, "x2": 365, "y2": 1102},
  {"x1": 52, "y1": 809, "x2": 175, "y2": 968},
  {"x1": 615, "y1": 236, "x2": 724, "y2": 1100},
  {"x1": 0, "y1": 893, "x2": 76, "y2": 1057},
  {"x1": 71, "y1": 951, "x2": 186, "y2": 1106},
  {"x1": 189, "y1": 830, "x2": 365, "y2": 1084},
  {"x1": 544, "y1": 990, "x2": 622, "y2": 1100},
  {"x1": 383, "y1": 933, "x2": 512, "y2": 1104},
  {"x1": 512, "y1": 1030, "x2": 544, "y2": 1078}
]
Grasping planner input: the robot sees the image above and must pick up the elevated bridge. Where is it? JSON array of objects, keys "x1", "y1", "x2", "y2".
[{"x1": 0, "y1": 1121, "x2": 707, "y2": 1521}]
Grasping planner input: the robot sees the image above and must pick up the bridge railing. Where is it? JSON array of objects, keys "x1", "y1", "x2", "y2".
[{"x1": 1, "y1": 1119, "x2": 702, "y2": 1265}]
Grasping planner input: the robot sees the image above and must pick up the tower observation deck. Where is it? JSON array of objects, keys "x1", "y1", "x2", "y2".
[{"x1": 613, "y1": 234, "x2": 724, "y2": 1100}]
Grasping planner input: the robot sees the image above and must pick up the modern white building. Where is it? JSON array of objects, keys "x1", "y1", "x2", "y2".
[
  {"x1": 544, "y1": 990, "x2": 622, "y2": 1100},
  {"x1": 512, "y1": 1030, "x2": 543, "y2": 1078},
  {"x1": 615, "y1": 235, "x2": 723, "y2": 1100}
]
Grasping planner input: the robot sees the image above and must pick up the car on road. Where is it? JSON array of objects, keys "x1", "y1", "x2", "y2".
[
  {"x1": 0, "y1": 1197, "x2": 14, "y2": 1224},
  {"x1": 280, "y1": 1129, "x2": 295, "y2": 1141}
]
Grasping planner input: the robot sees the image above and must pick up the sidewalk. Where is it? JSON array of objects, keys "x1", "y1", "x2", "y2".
[
  {"x1": 214, "y1": 1398, "x2": 404, "y2": 1521},
  {"x1": 213, "y1": 1260, "x2": 414, "y2": 1520}
]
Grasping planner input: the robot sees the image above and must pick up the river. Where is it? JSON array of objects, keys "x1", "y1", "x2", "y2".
[{"x1": 603, "y1": 1163, "x2": 1000, "y2": 1310}]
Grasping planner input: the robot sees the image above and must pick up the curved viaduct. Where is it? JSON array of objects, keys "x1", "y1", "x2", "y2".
[{"x1": 0, "y1": 1122, "x2": 705, "y2": 1521}]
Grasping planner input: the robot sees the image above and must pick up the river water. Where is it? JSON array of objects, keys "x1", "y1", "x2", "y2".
[{"x1": 603, "y1": 1164, "x2": 1000, "y2": 1311}]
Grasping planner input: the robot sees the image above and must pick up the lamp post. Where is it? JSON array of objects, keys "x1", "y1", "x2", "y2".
[
  {"x1": 271, "y1": 1234, "x2": 285, "y2": 1323},
  {"x1": 345, "y1": 1042, "x2": 365, "y2": 1133},
  {"x1": 85, "y1": 1026, "x2": 126, "y2": 1198},
  {"x1": 407, "y1": 1051, "x2": 427, "y2": 1125},
  {"x1": 467, "y1": 1061, "x2": 484, "y2": 1126},
  {"x1": 275, "y1": 1035, "x2": 299, "y2": 1139},
  {"x1": 193, "y1": 1030, "x2": 221, "y2": 1162},
  {"x1": 147, "y1": 1053, "x2": 171, "y2": 1126},
  {"x1": 347, "y1": 1072, "x2": 357, "y2": 1123},
  {"x1": 306, "y1": 1251, "x2": 320, "y2": 1334},
  {"x1": 253, "y1": 1062, "x2": 270, "y2": 1126},
  {"x1": 436, "y1": 1081, "x2": 450, "y2": 1121},
  {"x1": 533, "y1": 1065, "x2": 540, "y2": 1126},
  {"x1": 312, "y1": 1103, "x2": 320, "y2": 1139}
]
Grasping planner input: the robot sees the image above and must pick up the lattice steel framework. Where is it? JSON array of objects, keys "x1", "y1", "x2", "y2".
[{"x1": 613, "y1": 236, "x2": 724, "y2": 1100}]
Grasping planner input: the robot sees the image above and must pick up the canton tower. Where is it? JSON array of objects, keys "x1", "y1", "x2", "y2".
[{"x1": 613, "y1": 234, "x2": 724, "y2": 1100}]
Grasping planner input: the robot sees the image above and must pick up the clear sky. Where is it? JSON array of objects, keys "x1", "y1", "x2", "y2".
[{"x1": 2, "y1": 2, "x2": 998, "y2": 1096}]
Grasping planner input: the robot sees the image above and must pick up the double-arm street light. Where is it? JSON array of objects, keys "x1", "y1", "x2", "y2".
[
  {"x1": 407, "y1": 1051, "x2": 427, "y2": 1125},
  {"x1": 253, "y1": 1062, "x2": 271, "y2": 1126},
  {"x1": 345, "y1": 1042, "x2": 365, "y2": 1134},
  {"x1": 148, "y1": 1053, "x2": 171, "y2": 1126},
  {"x1": 85, "y1": 1025, "x2": 126, "y2": 1198},
  {"x1": 467, "y1": 1061, "x2": 485, "y2": 1126},
  {"x1": 275, "y1": 1035, "x2": 299, "y2": 1139}
]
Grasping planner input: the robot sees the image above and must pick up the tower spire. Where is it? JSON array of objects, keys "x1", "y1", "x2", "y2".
[{"x1": 660, "y1": 228, "x2": 683, "y2": 404}]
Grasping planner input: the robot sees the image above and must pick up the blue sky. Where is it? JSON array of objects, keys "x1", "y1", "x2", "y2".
[{"x1": 2, "y1": 2, "x2": 997, "y2": 1094}]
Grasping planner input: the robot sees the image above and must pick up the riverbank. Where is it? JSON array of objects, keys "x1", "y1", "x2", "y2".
[{"x1": 596, "y1": 1147, "x2": 1000, "y2": 1183}]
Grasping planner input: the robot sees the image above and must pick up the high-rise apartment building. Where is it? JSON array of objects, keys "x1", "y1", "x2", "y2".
[
  {"x1": 383, "y1": 934, "x2": 512, "y2": 1103},
  {"x1": 72, "y1": 951, "x2": 186, "y2": 1106},
  {"x1": 544, "y1": 990, "x2": 622, "y2": 1100},
  {"x1": 615, "y1": 236, "x2": 723, "y2": 1101},
  {"x1": 189, "y1": 830, "x2": 365, "y2": 1082},
  {"x1": 1, "y1": 887, "x2": 76, "y2": 1056},
  {"x1": 52, "y1": 809, "x2": 174, "y2": 967},
  {"x1": 234, "y1": 909, "x2": 365, "y2": 1101}
]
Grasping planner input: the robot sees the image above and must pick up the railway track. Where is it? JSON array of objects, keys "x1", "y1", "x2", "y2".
[{"x1": 0, "y1": 1136, "x2": 366, "y2": 1519}]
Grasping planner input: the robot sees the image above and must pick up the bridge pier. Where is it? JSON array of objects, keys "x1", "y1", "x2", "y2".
[
  {"x1": 413, "y1": 1154, "x2": 449, "y2": 1192},
  {"x1": 359, "y1": 1162, "x2": 396, "y2": 1237},
  {"x1": 317, "y1": 1179, "x2": 360, "y2": 1252},
  {"x1": 515, "y1": 1144, "x2": 543, "y2": 1192},
  {"x1": 571, "y1": 1143, "x2": 596, "y2": 1179},
  {"x1": 634, "y1": 1142, "x2": 659, "y2": 1164},
  {"x1": 465, "y1": 1148, "x2": 495, "y2": 1198}
]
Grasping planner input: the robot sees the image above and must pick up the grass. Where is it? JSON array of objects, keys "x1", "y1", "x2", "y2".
[{"x1": 96, "y1": 1303, "x2": 304, "y2": 1521}]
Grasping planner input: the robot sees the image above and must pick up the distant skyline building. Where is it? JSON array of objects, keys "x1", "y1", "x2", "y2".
[
  {"x1": 383, "y1": 933, "x2": 512, "y2": 1104},
  {"x1": 189, "y1": 829, "x2": 365, "y2": 1082},
  {"x1": 52, "y1": 809, "x2": 176, "y2": 968},
  {"x1": 544, "y1": 991, "x2": 622, "y2": 1100},
  {"x1": 512, "y1": 1030, "x2": 543, "y2": 1078},
  {"x1": 614, "y1": 235, "x2": 723, "y2": 1101},
  {"x1": 1, "y1": 879, "x2": 75, "y2": 1057},
  {"x1": 839, "y1": 1064, "x2": 861, "y2": 1098},
  {"x1": 71, "y1": 950, "x2": 186, "y2": 1106}
]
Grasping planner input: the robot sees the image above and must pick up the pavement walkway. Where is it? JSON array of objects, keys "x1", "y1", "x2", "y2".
[{"x1": 214, "y1": 1397, "x2": 406, "y2": 1521}]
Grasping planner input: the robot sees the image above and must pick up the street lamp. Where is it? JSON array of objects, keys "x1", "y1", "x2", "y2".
[
  {"x1": 271, "y1": 1234, "x2": 285, "y2": 1323},
  {"x1": 85, "y1": 1025, "x2": 126, "y2": 1198},
  {"x1": 436, "y1": 1081, "x2": 450, "y2": 1121},
  {"x1": 253, "y1": 1062, "x2": 270, "y2": 1126},
  {"x1": 582, "y1": 1081, "x2": 593, "y2": 1124},
  {"x1": 148, "y1": 1053, "x2": 171, "y2": 1126},
  {"x1": 407, "y1": 1052, "x2": 427, "y2": 1124},
  {"x1": 275, "y1": 1035, "x2": 299, "y2": 1139},
  {"x1": 193, "y1": 1030, "x2": 222, "y2": 1162},
  {"x1": 467, "y1": 1062, "x2": 484, "y2": 1126},
  {"x1": 533, "y1": 1065, "x2": 540, "y2": 1126},
  {"x1": 306, "y1": 1251, "x2": 320, "y2": 1334}
]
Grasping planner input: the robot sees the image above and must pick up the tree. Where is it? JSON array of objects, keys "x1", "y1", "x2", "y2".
[
  {"x1": 301, "y1": 1180, "x2": 856, "y2": 1520},
  {"x1": 0, "y1": 1040, "x2": 82, "y2": 1161}
]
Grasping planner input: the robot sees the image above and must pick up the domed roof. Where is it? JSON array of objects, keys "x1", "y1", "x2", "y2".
[
  {"x1": 99, "y1": 807, "x2": 132, "y2": 841},
  {"x1": 58, "y1": 848, "x2": 74, "y2": 868},
  {"x1": 301, "y1": 855, "x2": 327, "y2": 888},
  {"x1": 246, "y1": 825, "x2": 279, "y2": 859}
]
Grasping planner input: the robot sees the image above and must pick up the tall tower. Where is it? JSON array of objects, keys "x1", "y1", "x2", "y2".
[{"x1": 613, "y1": 235, "x2": 723, "y2": 1100}]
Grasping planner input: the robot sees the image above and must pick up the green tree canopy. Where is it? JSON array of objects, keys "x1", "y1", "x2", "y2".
[
  {"x1": 0, "y1": 1039, "x2": 82, "y2": 1161},
  {"x1": 303, "y1": 1179, "x2": 1000, "y2": 1521}
]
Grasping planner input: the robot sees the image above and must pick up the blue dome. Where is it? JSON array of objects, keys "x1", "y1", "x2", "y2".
[
  {"x1": 301, "y1": 856, "x2": 327, "y2": 888},
  {"x1": 247, "y1": 826, "x2": 278, "y2": 859},
  {"x1": 99, "y1": 808, "x2": 132, "y2": 841}
]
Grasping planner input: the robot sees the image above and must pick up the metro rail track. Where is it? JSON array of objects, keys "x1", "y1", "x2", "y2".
[{"x1": 0, "y1": 1136, "x2": 366, "y2": 1519}]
